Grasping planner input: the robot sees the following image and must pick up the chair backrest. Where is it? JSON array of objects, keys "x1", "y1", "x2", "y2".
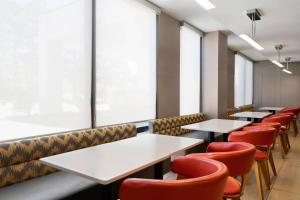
[
  {"x1": 262, "y1": 114, "x2": 292, "y2": 126},
  {"x1": 228, "y1": 127, "x2": 276, "y2": 146},
  {"x1": 251, "y1": 122, "x2": 282, "y2": 132},
  {"x1": 188, "y1": 142, "x2": 256, "y2": 177},
  {"x1": 243, "y1": 125, "x2": 279, "y2": 141},
  {"x1": 0, "y1": 124, "x2": 137, "y2": 188},
  {"x1": 120, "y1": 157, "x2": 228, "y2": 200},
  {"x1": 149, "y1": 113, "x2": 206, "y2": 136},
  {"x1": 280, "y1": 107, "x2": 300, "y2": 116}
]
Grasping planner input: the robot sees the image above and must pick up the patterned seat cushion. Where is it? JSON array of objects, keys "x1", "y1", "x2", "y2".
[
  {"x1": 0, "y1": 124, "x2": 136, "y2": 188},
  {"x1": 151, "y1": 113, "x2": 206, "y2": 136}
]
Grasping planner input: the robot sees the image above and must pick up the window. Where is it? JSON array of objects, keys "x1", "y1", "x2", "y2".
[
  {"x1": 95, "y1": 0, "x2": 157, "y2": 126},
  {"x1": 0, "y1": 0, "x2": 92, "y2": 138},
  {"x1": 180, "y1": 25, "x2": 201, "y2": 115},
  {"x1": 234, "y1": 54, "x2": 253, "y2": 107}
]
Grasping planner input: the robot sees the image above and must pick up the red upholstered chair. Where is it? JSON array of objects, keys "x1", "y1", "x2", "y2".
[
  {"x1": 228, "y1": 128, "x2": 276, "y2": 200},
  {"x1": 186, "y1": 142, "x2": 256, "y2": 200},
  {"x1": 119, "y1": 157, "x2": 228, "y2": 200},
  {"x1": 246, "y1": 122, "x2": 283, "y2": 159},
  {"x1": 263, "y1": 114, "x2": 293, "y2": 157},
  {"x1": 243, "y1": 125, "x2": 279, "y2": 177},
  {"x1": 279, "y1": 107, "x2": 300, "y2": 136}
]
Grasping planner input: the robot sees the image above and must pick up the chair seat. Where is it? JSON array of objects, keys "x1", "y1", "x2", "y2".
[
  {"x1": 255, "y1": 150, "x2": 267, "y2": 160},
  {"x1": 0, "y1": 172, "x2": 97, "y2": 200},
  {"x1": 223, "y1": 176, "x2": 241, "y2": 196}
]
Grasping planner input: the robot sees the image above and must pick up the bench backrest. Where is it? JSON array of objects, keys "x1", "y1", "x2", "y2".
[
  {"x1": 224, "y1": 107, "x2": 240, "y2": 120},
  {"x1": 0, "y1": 124, "x2": 136, "y2": 188},
  {"x1": 239, "y1": 104, "x2": 254, "y2": 112},
  {"x1": 149, "y1": 113, "x2": 206, "y2": 136}
]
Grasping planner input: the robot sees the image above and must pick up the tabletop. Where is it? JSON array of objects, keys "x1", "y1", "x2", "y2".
[
  {"x1": 41, "y1": 134, "x2": 203, "y2": 185},
  {"x1": 230, "y1": 111, "x2": 272, "y2": 119},
  {"x1": 258, "y1": 107, "x2": 285, "y2": 111},
  {"x1": 182, "y1": 119, "x2": 251, "y2": 133}
]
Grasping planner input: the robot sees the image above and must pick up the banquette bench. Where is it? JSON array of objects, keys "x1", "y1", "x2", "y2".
[
  {"x1": 0, "y1": 124, "x2": 137, "y2": 200},
  {"x1": 239, "y1": 104, "x2": 255, "y2": 112},
  {"x1": 149, "y1": 113, "x2": 206, "y2": 138}
]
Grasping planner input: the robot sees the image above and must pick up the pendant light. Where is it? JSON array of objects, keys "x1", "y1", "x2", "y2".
[
  {"x1": 272, "y1": 45, "x2": 284, "y2": 68},
  {"x1": 239, "y1": 9, "x2": 264, "y2": 51},
  {"x1": 283, "y1": 57, "x2": 293, "y2": 74}
]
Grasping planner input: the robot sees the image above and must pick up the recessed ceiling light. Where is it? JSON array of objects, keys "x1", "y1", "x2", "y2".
[
  {"x1": 239, "y1": 34, "x2": 264, "y2": 51},
  {"x1": 195, "y1": 0, "x2": 215, "y2": 10},
  {"x1": 283, "y1": 69, "x2": 292, "y2": 74},
  {"x1": 271, "y1": 60, "x2": 284, "y2": 68}
]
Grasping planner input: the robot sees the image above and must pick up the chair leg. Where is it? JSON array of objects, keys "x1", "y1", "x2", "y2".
[
  {"x1": 281, "y1": 134, "x2": 289, "y2": 154},
  {"x1": 293, "y1": 120, "x2": 298, "y2": 137},
  {"x1": 260, "y1": 160, "x2": 271, "y2": 190},
  {"x1": 269, "y1": 151, "x2": 277, "y2": 176},
  {"x1": 254, "y1": 161, "x2": 265, "y2": 200},
  {"x1": 279, "y1": 135, "x2": 286, "y2": 159},
  {"x1": 285, "y1": 133, "x2": 291, "y2": 151}
]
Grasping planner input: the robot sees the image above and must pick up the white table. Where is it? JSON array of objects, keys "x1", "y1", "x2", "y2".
[
  {"x1": 41, "y1": 134, "x2": 203, "y2": 200},
  {"x1": 258, "y1": 107, "x2": 285, "y2": 114},
  {"x1": 230, "y1": 111, "x2": 272, "y2": 122},
  {"x1": 182, "y1": 119, "x2": 251, "y2": 142}
]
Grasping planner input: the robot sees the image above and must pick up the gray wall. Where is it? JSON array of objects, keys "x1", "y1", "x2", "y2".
[
  {"x1": 202, "y1": 31, "x2": 230, "y2": 118},
  {"x1": 227, "y1": 49, "x2": 235, "y2": 108},
  {"x1": 254, "y1": 61, "x2": 300, "y2": 107},
  {"x1": 156, "y1": 14, "x2": 235, "y2": 118},
  {"x1": 157, "y1": 13, "x2": 180, "y2": 118}
]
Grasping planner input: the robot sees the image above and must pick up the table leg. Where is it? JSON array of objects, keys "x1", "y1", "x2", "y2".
[
  {"x1": 269, "y1": 110, "x2": 275, "y2": 115},
  {"x1": 208, "y1": 132, "x2": 215, "y2": 143},
  {"x1": 222, "y1": 133, "x2": 228, "y2": 142},
  {"x1": 100, "y1": 184, "x2": 113, "y2": 200},
  {"x1": 154, "y1": 161, "x2": 163, "y2": 179},
  {"x1": 254, "y1": 118, "x2": 260, "y2": 123}
]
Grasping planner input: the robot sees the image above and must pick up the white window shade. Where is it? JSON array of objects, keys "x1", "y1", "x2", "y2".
[
  {"x1": 245, "y1": 60, "x2": 253, "y2": 104},
  {"x1": 180, "y1": 26, "x2": 201, "y2": 115},
  {"x1": 0, "y1": 0, "x2": 92, "y2": 139},
  {"x1": 96, "y1": 0, "x2": 157, "y2": 126},
  {"x1": 234, "y1": 54, "x2": 253, "y2": 107}
]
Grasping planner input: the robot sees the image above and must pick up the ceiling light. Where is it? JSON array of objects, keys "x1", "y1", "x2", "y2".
[
  {"x1": 239, "y1": 34, "x2": 264, "y2": 50},
  {"x1": 283, "y1": 57, "x2": 293, "y2": 74},
  {"x1": 271, "y1": 60, "x2": 284, "y2": 68},
  {"x1": 195, "y1": 0, "x2": 215, "y2": 10},
  {"x1": 271, "y1": 45, "x2": 284, "y2": 68},
  {"x1": 283, "y1": 69, "x2": 292, "y2": 74}
]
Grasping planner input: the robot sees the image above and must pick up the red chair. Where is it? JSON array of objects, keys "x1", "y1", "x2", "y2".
[
  {"x1": 247, "y1": 122, "x2": 283, "y2": 159},
  {"x1": 120, "y1": 157, "x2": 228, "y2": 200},
  {"x1": 263, "y1": 114, "x2": 293, "y2": 157},
  {"x1": 186, "y1": 142, "x2": 256, "y2": 200},
  {"x1": 228, "y1": 128, "x2": 276, "y2": 200},
  {"x1": 243, "y1": 125, "x2": 279, "y2": 177},
  {"x1": 279, "y1": 107, "x2": 300, "y2": 136}
]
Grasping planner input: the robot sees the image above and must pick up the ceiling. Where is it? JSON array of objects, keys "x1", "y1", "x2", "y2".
[{"x1": 151, "y1": 0, "x2": 300, "y2": 62}]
